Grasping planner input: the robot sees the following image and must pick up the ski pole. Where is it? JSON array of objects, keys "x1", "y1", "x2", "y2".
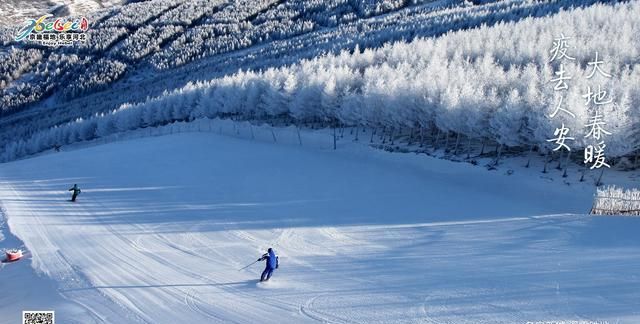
[{"x1": 238, "y1": 260, "x2": 259, "y2": 271}]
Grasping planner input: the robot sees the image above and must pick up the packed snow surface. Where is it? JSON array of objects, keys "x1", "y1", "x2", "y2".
[{"x1": 1, "y1": 132, "x2": 639, "y2": 323}]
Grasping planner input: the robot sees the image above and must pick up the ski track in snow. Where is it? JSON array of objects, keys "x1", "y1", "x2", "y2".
[{"x1": 1, "y1": 132, "x2": 640, "y2": 323}]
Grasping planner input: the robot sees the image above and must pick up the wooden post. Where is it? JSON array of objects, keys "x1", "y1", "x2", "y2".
[{"x1": 453, "y1": 133, "x2": 461, "y2": 156}]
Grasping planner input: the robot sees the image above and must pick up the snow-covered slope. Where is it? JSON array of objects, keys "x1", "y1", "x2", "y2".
[{"x1": 1, "y1": 132, "x2": 639, "y2": 323}]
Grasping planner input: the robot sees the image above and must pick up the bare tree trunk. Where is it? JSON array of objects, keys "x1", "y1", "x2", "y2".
[
  {"x1": 479, "y1": 139, "x2": 486, "y2": 155},
  {"x1": 271, "y1": 128, "x2": 277, "y2": 143},
  {"x1": 453, "y1": 133, "x2": 461, "y2": 155},
  {"x1": 443, "y1": 132, "x2": 450, "y2": 152},
  {"x1": 420, "y1": 128, "x2": 425, "y2": 148},
  {"x1": 408, "y1": 128, "x2": 415, "y2": 146},
  {"x1": 370, "y1": 127, "x2": 375, "y2": 143},
  {"x1": 466, "y1": 137, "x2": 472, "y2": 159},
  {"x1": 494, "y1": 144, "x2": 503, "y2": 166},
  {"x1": 333, "y1": 126, "x2": 337, "y2": 150},
  {"x1": 525, "y1": 144, "x2": 534, "y2": 168},
  {"x1": 579, "y1": 163, "x2": 588, "y2": 182},
  {"x1": 556, "y1": 150, "x2": 564, "y2": 170},
  {"x1": 562, "y1": 151, "x2": 571, "y2": 177},
  {"x1": 543, "y1": 150, "x2": 551, "y2": 173},
  {"x1": 296, "y1": 126, "x2": 302, "y2": 145},
  {"x1": 596, "y1": 167, "x2": 605, "y2": 186},
  {"x1": 354, "y1": 126, "x2": 360, "y2": 141},
  {"x1": 390, "y1": 127, "x2": 395, "y2": 145}
]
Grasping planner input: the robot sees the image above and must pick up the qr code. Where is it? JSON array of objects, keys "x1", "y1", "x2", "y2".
[{"x1": 23, "y1": 311, "x2": 54, "y2": 324}]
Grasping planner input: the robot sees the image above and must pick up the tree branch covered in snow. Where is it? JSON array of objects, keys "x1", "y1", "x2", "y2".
[
  {"x1": 0, "y1": 47, "x2": 43, "y2": 89},
  {"x1": 0, "y1": 0, "x2": 607, "y2": 116},
  {"x1": 591, "y1": 186, "x2": 640, "y2": 215}
]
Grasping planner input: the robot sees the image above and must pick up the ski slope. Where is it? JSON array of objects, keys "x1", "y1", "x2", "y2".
[{"x1": 1, "y1": 132, "x2": 639, "y2": 323}]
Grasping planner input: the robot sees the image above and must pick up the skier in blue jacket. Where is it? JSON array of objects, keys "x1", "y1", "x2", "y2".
[{"x1": 258, "y1": 248, "x2": 279, "y2": 282}]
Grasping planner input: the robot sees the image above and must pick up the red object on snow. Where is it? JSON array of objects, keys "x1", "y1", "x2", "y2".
[{"x1": 5, "y1": 250, "x2": 22, "y2": 262}]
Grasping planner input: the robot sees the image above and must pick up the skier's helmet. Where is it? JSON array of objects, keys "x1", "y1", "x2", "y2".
[{"x1": 268, "y1": 248, "x2": 273, "y2": 253}]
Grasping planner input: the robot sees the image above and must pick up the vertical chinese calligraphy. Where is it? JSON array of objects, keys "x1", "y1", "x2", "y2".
[
  {"x1": 583, "y1": 51, "x2": 612, "y2": 169},
  {"x1": 547, "y1": 34, "x2": 576, "y2": 152},
  {"x1": 547, "y1": 36, "x2": 614, "y2": 170}
]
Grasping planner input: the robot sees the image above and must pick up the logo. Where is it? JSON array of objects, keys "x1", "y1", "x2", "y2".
[{"x1": 15, "y1": 14, "x2": 89, "y2": 46}]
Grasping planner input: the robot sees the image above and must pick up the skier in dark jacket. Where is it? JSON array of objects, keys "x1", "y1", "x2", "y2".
[
  {"x1": 258, "y1": 248, "x2": 279, "y2": 282},
  {"x1": 69, "y1": 184, "x2": 81, "y2": 202}
]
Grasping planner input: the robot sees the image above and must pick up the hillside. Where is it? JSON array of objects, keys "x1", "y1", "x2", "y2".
[
  {"x1": 2, "y1": 131, "x2": 639, "y2": 323},
  {"x1": 3, "y1": 0, "x2": 636, "y2": 168}
]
